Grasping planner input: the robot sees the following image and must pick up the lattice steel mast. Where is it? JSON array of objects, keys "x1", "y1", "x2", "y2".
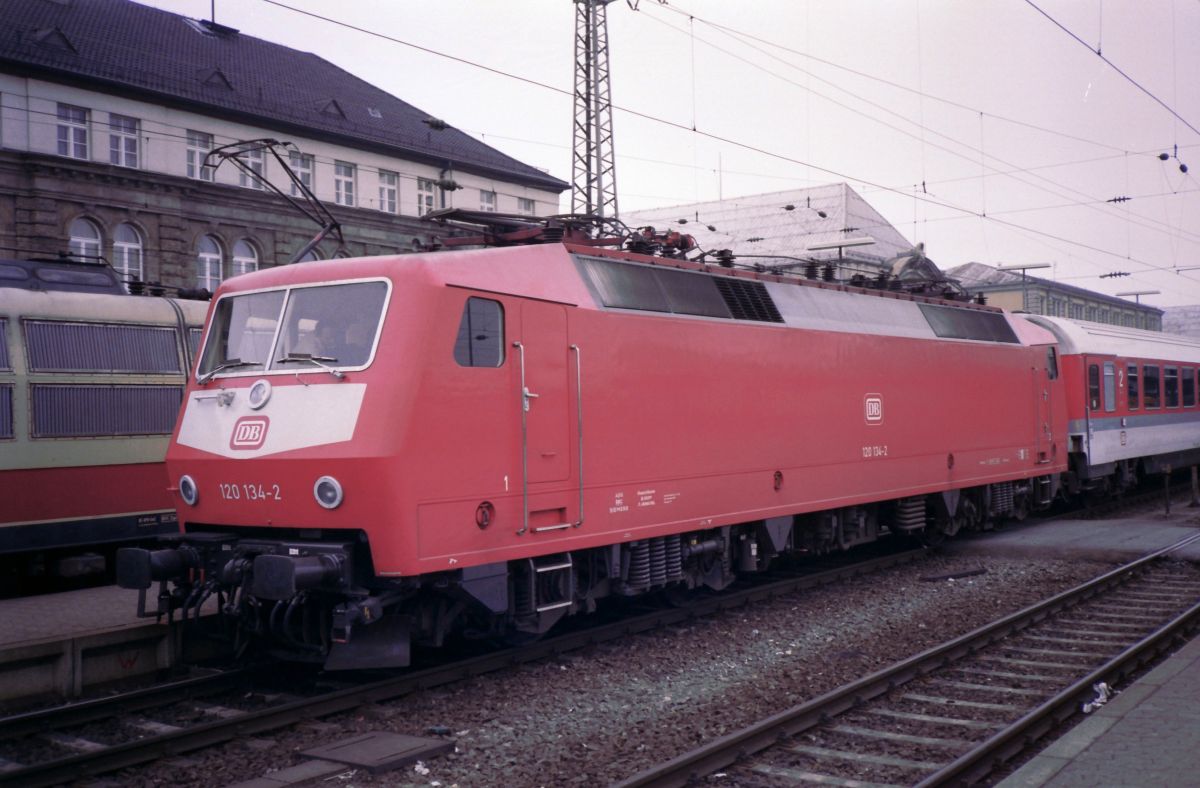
[{"x1": 571, "y1": 0, "x2": 619, "y2": 220}]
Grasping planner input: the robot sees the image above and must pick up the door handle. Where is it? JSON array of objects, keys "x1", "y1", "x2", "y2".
[{"x1": 523, "y1": 386, "x2": 539, "y2": 412}]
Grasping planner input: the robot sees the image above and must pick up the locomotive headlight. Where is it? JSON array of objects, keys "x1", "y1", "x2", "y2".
[
  {"x1": 247, "y1": 378, "x2": 272, "y2": 410},
  {"x1": 179, "y1": 474, "x2": 199, "y2": 506},
  {"x1": 314, "y1": 476, "x2": 343, "y2": 509}
]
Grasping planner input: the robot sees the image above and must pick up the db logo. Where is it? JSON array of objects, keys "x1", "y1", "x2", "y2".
[
  {"x1": 864, "y1": 395, "x2": 883, "y2": 425},
  {"x1": 230, "y1": 416, "x2": 269, "y2": 450}
]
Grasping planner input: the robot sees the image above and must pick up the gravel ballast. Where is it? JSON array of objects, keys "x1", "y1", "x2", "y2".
[{"x1": 109, "y1": 553, "x2": 1115, "y2": 787}]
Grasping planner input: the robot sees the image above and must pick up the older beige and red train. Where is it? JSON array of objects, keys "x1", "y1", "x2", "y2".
[{"x1": 121, "y1": 233, "x2": 1180, "y2": 669}]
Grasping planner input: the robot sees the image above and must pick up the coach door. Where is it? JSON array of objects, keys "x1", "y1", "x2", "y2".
[{"x1": 513, "y1": 300, "x2": 580, "y2": 535}]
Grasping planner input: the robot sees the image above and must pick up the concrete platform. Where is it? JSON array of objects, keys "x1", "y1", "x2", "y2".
[
  {"x1": 946, "y1": 507, "x2": 1200, "y2": 563},
  {"x1": 0, "y1": 584, "x2": 154, "y2": 648},
  {"x1": 0, "y1": 585, "x2": 219, "y2": 702},
  {"x1": 999, "y1": 633, "x2": 1200, "y2": 787}
]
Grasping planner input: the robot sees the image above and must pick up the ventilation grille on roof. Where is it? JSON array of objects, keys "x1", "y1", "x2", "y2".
[{"x1": 713, "y1": 277, "x2": 784, "y2": 323}]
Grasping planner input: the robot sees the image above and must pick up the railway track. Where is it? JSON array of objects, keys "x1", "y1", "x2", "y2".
[
  {"x1": 616, "y1": 531, "x2": 1200, "y2": 787},
  {"x1": 0, "y1": 548, "x2": 924, "y2": 787}
]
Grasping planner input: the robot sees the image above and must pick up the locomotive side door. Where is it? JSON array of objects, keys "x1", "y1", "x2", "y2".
[{"x1": 517, "y1": 301, "x2": 570, "y2": 484}]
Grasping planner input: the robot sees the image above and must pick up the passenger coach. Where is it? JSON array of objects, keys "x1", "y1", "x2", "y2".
[{"x1": 1025, "y1": 316, "x2": 1200, "y2": 496}]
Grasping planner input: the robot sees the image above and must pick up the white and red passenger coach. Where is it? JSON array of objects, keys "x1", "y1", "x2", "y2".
[
  {"x1": 119, "y1": 240, "x2": 1067, "y2": 668},
  {"x1": 1026, "y1": 316, "x2": 1200, "y2": 495}
]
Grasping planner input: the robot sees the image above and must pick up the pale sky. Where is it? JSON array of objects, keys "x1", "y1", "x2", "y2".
[{"x1": 138, "y1": 0, "x2": 1200, "y2": 308}]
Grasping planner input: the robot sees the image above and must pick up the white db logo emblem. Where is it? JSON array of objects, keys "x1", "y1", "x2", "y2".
[
  {"x1": 230, "y1": 416, "x2": 269, "y2": 449},
  {"x1": 864, "y1": 395, "x2": 883, "y2": 424}
]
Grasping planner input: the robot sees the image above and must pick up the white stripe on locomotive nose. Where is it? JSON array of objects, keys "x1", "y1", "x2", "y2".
[{"x1": 176, "y1": 383, "x2": 367, "y2": 459}]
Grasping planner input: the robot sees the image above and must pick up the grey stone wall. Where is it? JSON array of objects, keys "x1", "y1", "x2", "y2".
[{"x1": 0, "y1": 150, "x2": 442, "y2": 290}]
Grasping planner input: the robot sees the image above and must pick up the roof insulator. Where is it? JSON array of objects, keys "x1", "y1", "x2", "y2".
[{"x1": 423, "y1": 118, "x2": 450, "y2": 131}]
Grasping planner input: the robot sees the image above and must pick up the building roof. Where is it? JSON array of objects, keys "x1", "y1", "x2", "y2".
[
  {"x1": 621, "y1": 183, "x2": 917, "y2": 274},
  {"x1": 0, "y1": 0, "x2": 567, "y2": 192},
  {"x1": 1163, "y1": 305, "x2": 1200, "y2": 337},
  {"x1": 946, "y1": 262, "x2": 1163, "y2": 316}
]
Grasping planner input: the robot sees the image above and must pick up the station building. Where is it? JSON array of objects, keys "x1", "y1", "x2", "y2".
[
  {"x1": 946, "y1": 262, "x2": 1163, "y2": 331},
  {"x1": 0, "y1": 0, "x2": 567, "y2": 292}
]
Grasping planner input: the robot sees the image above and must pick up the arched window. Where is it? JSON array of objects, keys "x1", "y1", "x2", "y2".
[
  {"x1": 112, "y1": 223, "x2": 143, "y2": 291},
  {"x1": 197, "y1": 235, "x2": 223, "y2": 293},
  {"x1": 232, "y1": 239, "x2": 258, "y2": 277},
  {"x1": 295, "y1": 248, "x2": 322, "y2": 263},
  {"x1": 68, "y1": 218, "x2": 102, "y2": 261}
]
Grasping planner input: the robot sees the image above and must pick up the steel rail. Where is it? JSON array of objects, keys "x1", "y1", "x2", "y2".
[
  {"x1": 919, "y1": 595, "x2": 1200, "y2": 785},
  {"x1": 614, "y1": 530, "x2": 1200, "y2": 788},
  {"x1": 0, "y1": 549, "x2": 923, "y2": 787},
  {"x1": 0, "y1": 667, "x2": 250, "y2": 740}
]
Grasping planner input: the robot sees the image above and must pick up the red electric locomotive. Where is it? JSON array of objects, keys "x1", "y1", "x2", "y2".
[{"x1": 119, "y1": 228, "x2": 1067, "y2": 669}]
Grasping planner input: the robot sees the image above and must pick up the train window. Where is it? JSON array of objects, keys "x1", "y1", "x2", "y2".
[
  {"x1": 198, "y1": 290, "x2": 285, "y2": 378},
  {"x1": 579, "y1": 257, "x2": 669, "y2": 313},
  {"x1": 0, "y1": 319, "x2": 8, "y2": 370},
  {"x1": 454, "y1": 297, "x2": 504, "y2": 367},
  {"x1": 187, "y1": 327, "x2": 203, "y2": 356},
  {"x1": 1144, "y1": 365, "x2": 1160, "y2": 408},
  {"x1": 1184, "y1": 368, "x2": 1196, "y2": 408},
  {"x1": 25, "y1": 321, "x2": 181, "y2": 373},
  {"x1": 1165, "y1": 366, "x2": 1180, "y2": 408},
  {"x1": 1127, "y1": 364, "x2": 1139, "y2": 410},
  {"x1": 31, "y1": 384, "x2": 182, "y2": 437},
  {"x1": 0, "y1": 385, "x2": 11, "y2": 440},
  {"x1": 0, "y1": 264, "x2": 28, "y2": 282},
  {"x1": 657, "y1": 267, "x2": 733, "y2": 319},
  {"x1": 1088, "y1": 364, "x2": 1100, "y2": 410},
  {"x1": 577, "y1": 256, "x2": 784, "y2": 323},
  {"x1": 1103, "y1": 363, "x2": 1116, "y2": 412},
  {"x1": 1045, "y1": 347, "x2": 1058, "y2": 380},
  {"x1": 919, "y1": 304, "x2": 1019, "y2": 343},
  {"x1": 273, "y1": 282, "x2": 387, "y2": 369}
]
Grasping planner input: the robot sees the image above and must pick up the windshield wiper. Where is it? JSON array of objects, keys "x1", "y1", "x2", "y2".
[
  {"x1": 197, "y1": 358, "x2": 259, "y2": 385},
  {"x1": 277, "y1": 352, "x2": 345, "y2": 379}
]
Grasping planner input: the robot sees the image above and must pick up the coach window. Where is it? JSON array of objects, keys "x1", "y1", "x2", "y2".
[
  {"x1": 1184, "y1": 368, "x2": 1196, "y2": 408},
  {"x1": 1165, "y1": 366, "x2": 1180, "y2": 408},
  {"x1": 1144, "y1": 365, "x2": 1160, "y2": 408},
  {"x1": 1127, "y1": 364, "x2": 1139, "y2": 410},
  {"x1": 1087, "y1": 364, "x2": 1100, "y2": 411},
  {"x1": 1103, "y1": 362, "x2": 1116, "y2": 412},
  {"x1": 454, "y1": 297, "x2": 504, "y2": 367}
]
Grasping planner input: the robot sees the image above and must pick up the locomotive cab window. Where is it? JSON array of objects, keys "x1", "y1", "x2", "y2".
[
  {"x1": 1087, "y1": 364, "x2": 1100, "y2": 411},
  {"x1": 1103, "y1": 362, "x2": 1116, "y2": 412},
  {"x1": 197, "y1": 280, "x2": 388, "y2": 380},
  {"x1": 1165, "y1": 366, "x2": 1180, "y2": 408},
  {"x1": 1045, "y1": 347, "x2": 1058, "y2": 380},
  {"x1": 1144, "y1": 365, "x2": 1160, "y2": 408},
  {"x1": 1185, "y1": 368, "x2": 1196, "y2": 408},
  {"x1": 1127, "y1": 364, "x2": 1139, "y2": 410},
  {"x1": 273, "y1": 282, "x2": 387, "y2": 369},
  {"x1": 199, "y1": 290, "x2": 284, "y2": 378},
  {"x1": 454, "y1": 297, "x2": 504, "y2": 367}
]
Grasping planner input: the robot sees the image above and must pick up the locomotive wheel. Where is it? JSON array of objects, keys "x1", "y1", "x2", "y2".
[{"x1": 920, "y1": 526, "x2": 947, "y2": 548}]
